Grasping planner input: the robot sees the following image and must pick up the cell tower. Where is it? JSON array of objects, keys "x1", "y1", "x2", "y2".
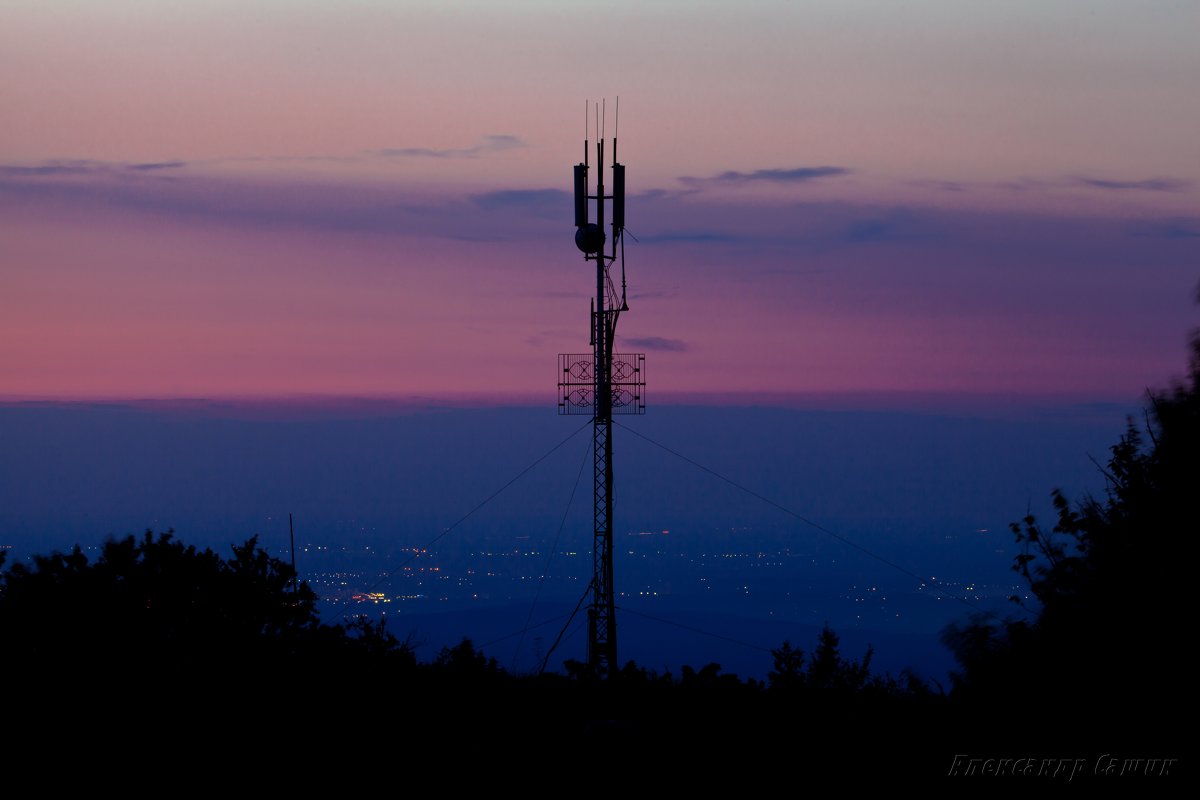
[{"x1": 558, "y1": 99, "x2": 645, "y2": 677}]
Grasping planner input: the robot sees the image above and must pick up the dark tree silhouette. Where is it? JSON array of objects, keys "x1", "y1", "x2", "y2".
[
  {"x1": 433, "y1": 637, "x2": 502, "y2": 679},
  {"x1": 768, "y1": 639, "x2": 805, "y2": 690},
  {"x1": 0, "y1": 531, "x2": 316, "y2": 673},
  {"x1": 0, "y1": 529, "x2": 424, "y2": 699},
  {"x1": 1, "y1": 528, "x2": 944, "y2": 774},
  {"x1": 768, "y1": 623, "x2": 880, "y2": 696},
  {"x1": 942, "y1": 291, "x2": 1198, "y2": 746}
]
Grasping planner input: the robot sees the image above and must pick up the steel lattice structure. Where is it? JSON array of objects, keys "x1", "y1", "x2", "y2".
[{"x1": 558, "y1": 101, "x2": 643, "y2": 676}]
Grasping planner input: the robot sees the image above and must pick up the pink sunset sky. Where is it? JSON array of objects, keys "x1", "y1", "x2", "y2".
[{"x1": 2, "y1": 1, "x2": 1198, "y2": 405}]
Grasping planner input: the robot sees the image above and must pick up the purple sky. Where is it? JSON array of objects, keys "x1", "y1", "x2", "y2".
[{"x1": 2, "y1": 1, "x2": 1197, "y2": 403}]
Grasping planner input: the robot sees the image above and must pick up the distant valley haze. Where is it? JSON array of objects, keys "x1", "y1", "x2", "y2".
[{"x1": 0, "y1": 397, "x2": 1136, "y2": 680}]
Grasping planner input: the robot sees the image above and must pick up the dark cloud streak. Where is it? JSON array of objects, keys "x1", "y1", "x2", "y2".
[
  {"x1": 1, "y1": 159, "x2": 106, "y2": 177},
  {"x1": 637, "y1": 230, "x2": 748, "y2": 244},
  {"x1": 128, "y1": 161, "x2": 188, "y2": 172},
  {"x1": 1073, "y1": 176, "x2": 1189, "y2": 192},
  {"x1": 5, "y1": 160, "x2": 1196, "y2": 260},
  {"x1": 626, "y1": 336, "x2": 688, "y2": 352},
  {"x1": 0, "y1": 168, "x2": 564, "y2": 242},
  {"x1": 371, "y1": 134, "x2": 526, "y2": 160},
  {"x1": 0, "y1": 158, "x2": 188, "y2": 177},
  {"x1": 679, "y1": 166, "x2": 850, "y2": 187},
  {"x1": 470, "y1": 188, "x2": 568, "y2": 211}
]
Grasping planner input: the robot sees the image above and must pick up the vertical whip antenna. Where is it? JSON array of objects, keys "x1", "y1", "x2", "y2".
[{"x1": 613, "y1": 96, "x2": 619, "y2": 163}]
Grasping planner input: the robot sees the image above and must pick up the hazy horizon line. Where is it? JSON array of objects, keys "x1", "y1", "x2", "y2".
[{"x1": 0, "y1": 389, "x2": 1143, "y2": 420}]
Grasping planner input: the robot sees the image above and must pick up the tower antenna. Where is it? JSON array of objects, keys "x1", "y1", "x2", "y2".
[{"x1": 559, "y1": 98, "x2": 645, "y2": 677}]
